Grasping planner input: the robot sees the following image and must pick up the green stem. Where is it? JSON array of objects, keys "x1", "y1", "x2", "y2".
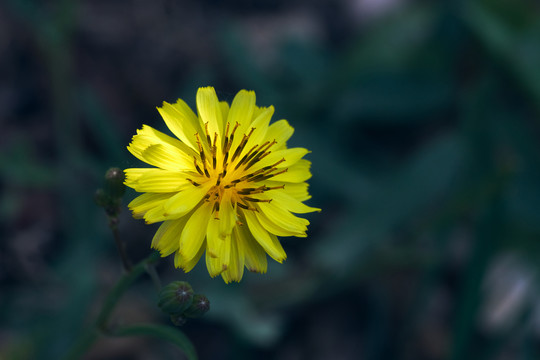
[
  {"x1": 96, "y1": 252, "x2": 159, "y2": 328},
  {"x1": 110, "y1": 217, "x2": 132, "y2": 272},
  {"x1": 145, "y1": 262, "x2": 162, "y2": 292},
  {"x1": 62, "y1": 251, "x2": 160, "y2": 359},
  {"x1": 62, "y1": 328, "x2": 100, "y2": 360},
  {"x1": 110, "y1": 323, "x2": 198, "y2": 360}
]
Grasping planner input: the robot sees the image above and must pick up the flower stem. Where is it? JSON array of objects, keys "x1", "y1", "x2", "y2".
[
  {"x1": 62, "y1": 251, "x2": 160, "y2": 359},
  {"x1": 110, "y1": 218, "x2": 132, "y2": 272},
  {"x1": 96, "y1": 252, "x2": 158, "y2": 329},
  {"x1": 145, "y1": 262, "x2": 162, "y2": 292},
  {"x1": 62, "y1": 328, "x2": 100, "y2": 360},
  {"x1": 109, "y1": 323, "x2": 198, "y2": 360}
]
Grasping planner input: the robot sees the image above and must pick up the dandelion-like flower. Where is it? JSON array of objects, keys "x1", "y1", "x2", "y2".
[{"x1": 125, "y1": 87, "x2": 319, "y2": 283}]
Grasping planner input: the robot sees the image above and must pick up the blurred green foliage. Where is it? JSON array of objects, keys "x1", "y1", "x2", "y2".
[{"x1": 2, "y1": 0, "x2": 540, "y2": 359}]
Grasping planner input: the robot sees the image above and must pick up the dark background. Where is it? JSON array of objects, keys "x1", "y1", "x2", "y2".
[{"x1": 2, "y1": 0, "x2": 540, "y2": 359}]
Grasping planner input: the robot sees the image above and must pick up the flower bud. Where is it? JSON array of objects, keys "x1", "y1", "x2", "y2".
[
  {"x1": 170, "y1": 314, "x2": 187, "y2": 326},
  {"x1": 183, "y1": 294, "x2": 210, "y2": 318},
  {"x1": 105, "y1": 167, "x2": 126, "y2": 198},
  {"x1": 94, "y1": 188, "x2": 108, "y2": 207},
  {"x1": 158, "y1": 281, "x2": 194, "y2": 315}
]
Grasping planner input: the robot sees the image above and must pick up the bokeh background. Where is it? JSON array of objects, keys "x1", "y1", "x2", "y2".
[{"x1": 3, "y1": 0, "x2": 540, "y2": 359}]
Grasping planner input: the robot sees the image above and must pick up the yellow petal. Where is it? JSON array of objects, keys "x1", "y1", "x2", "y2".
[
  {"x1": 271, "y1": 159, "x2": 312, "y2": 183},
  {"x1": 266, "y1": 190, "x2": 320, "y2": 214},
  {"x1": 143, "y1": 205, "x2": 169, "y2": 224},
  {"x1": 157, "y1": 100, "x2": 203, "y2": 151},
  {"x1": 206, "y1": 217, "x2": 231, "y2": 267},
  {"x1": 221, "y1": 233, "x2": 244, "y2": 283},
  {"x1": 227, "y1": 90, "x2": 256, "y2": 151},
  {"x1": 219, "y1": 101, "x2": 230, "y2": 129},
  {"x1": 141, "y1": 144, "x2": 194, "y2": 171},
  {"x1": 127, "y1": 137, "x2": 151, "y2": 162},
  {"x1": 235, "y1": 224, "x2": 267, "y2": 273},
  {"x1": 218, "y1": 193, "x2": 236, "y2": 239},
  {"x1": 252, "y1": 105, "x2": 268, "y2": 119},
  {"x1": 248, "y1": 147, "x2": 309, "y2": 172},
  {"x1": 124, "y1": 168, "x2": 148, "y2": 187},
  {"x1": 264, "y1": 119, "x2": 294, "y2": 150},
  {"x1": 128, "y1": 192, "x2": 172, "y2": 219},
  {"x1": 151, "y1": 221, "x2": 173, "y2": 253},
  {"x1": 265, "y1": 181, "x2": 311, "y2": 201},
  {"x1": 243, "y1": 106, "x2": 274, "y2": 154},
  {"x1": 128, "y1": 125, "x2": 195, "y2": 161},
  {"x1": 139, "y1": 125, "x2": 197, "y2": 157},
  {"x1": 174, "y1": 245, "x2": 205, "y2": 272},
  {"x1": 151, "y1": 217, "x2": 189, "y2": 256},
  {"x1": 196, "y1": 87, "x2": 223, "y2": 144},
  {"x1": 243, "y1": 210, "x2": 287, "y2": 262},
  {"x1": 258, "y1": 201, "x2": 309, "y2": 234},
  {"x1": 151, "y1": 221, "x2": 171, "y2": 249},
  {"x1": 205, "y1": 218, "x2": 220, "y2": 253},
  {"x1": 205, "y1": 251, "x2": 225, "y2": 278},
  {"x1": 179, "y1": 202, "x2": 212, "y2": 261},
  {"x1": 163, "y1": 183, "x2": 211, "y2": 217},
  {"x1": 253, "y1": 206, "x2": 306, "y2": 237},
  {"x1": 132, "y1": 169, "x2": 191, "y2": 193}
]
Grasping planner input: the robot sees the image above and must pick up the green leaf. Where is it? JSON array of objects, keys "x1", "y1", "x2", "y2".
[
  {"x1": 111, "y1": 323, "x2": 198, "y2": 360},
  {"x1": 463, "y1": 2, "x2": 540, "y2": 113}
]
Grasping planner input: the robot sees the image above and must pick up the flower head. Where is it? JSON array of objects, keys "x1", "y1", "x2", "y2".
[{"x1": 125, "y1": 87, "x2": 319, "y2": 283}]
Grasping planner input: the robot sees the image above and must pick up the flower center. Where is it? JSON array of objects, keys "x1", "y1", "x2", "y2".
[{"x1": 189, "y1": 122, "x2": 287, "y2": 219}]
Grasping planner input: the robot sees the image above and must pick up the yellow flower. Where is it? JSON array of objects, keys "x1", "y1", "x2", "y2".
[{"x1": 124, "y1": 87, "x2": 319, "y2": 283}]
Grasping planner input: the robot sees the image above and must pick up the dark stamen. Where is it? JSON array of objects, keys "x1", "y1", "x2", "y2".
[
  {"x1": 224, "y1": 122, "x2": 230, "y2": 140},
  {"x1": 235, "y1": 144, "x2": 258, "y2": 170},
  {"x1": 255, "y1": 151, "x2": 272, "y2": 163},
  {"x1": 231, "y1": 127, "x2": 255, "y2": 162},
  {"x1": 266, "y1": 185, "x2": 285, "y2": 190},
  {"x1": 223, "y1": 151, "x2": 229, "y2": 167},
  {"x1": 194, "y1": 157, "x2": 204, "y2": 176},
  {"x1": 244, "y1": 166, "x2": 272, "y2": 180},
  {"x1": 205, "y1": 123, "x2": 212, "y2": 146},
  {"x1": 212, "y1": 202, "x2": 220, "y2": 219},
  {"x1": 244, "y1": 197, "x2": 272, "y2": 203},
  {"x1": 243, "y1": 141, "x2": 277, "y2": 171},
  {"x1": 251, "y1": 168, "x2": 288, "y2": 182},
  {"x1": 229, "y1": 122, "x2": 240, "y2": 143},
  {"x1": 237, "y1": 202, "x2": 257, "y2": 211},
  {"x1": 195, "y1": 133, "x2": 210, "y2": 177},
  {"x1": 237, "y1": 187, "x2": 255, "y2": 194},
  {"x1": 194, "y1": 133, "x2": 203, "y2": 153}
]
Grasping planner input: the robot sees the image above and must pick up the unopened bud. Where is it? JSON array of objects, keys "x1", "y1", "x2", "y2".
[
  {"x1": 158, "y1": 281, "x2": 194, "y2": 315},
  {"x1": 94, "y1": 188, "x2": 108, "y2": 207},
  {"x1": 105, "y1": 167, "x2": 126, "y2": 198},
  {"x1": 183, "y1": 294, "x2": 210, "y2": 318},
  {"x1": 170, "y1": 314, "x2": 187, "y2": 326}
]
